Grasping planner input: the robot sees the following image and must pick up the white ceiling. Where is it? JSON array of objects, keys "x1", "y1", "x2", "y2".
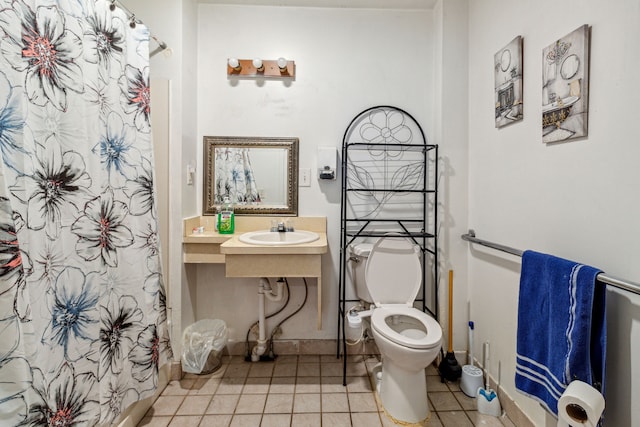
[{"x1": 198, "y1": 0, "x2": 438, "y2": 10}]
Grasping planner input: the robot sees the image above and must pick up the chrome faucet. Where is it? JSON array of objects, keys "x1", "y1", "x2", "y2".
[{"x1": 271, "y1": 219, "x2": 294, "y2": 232}]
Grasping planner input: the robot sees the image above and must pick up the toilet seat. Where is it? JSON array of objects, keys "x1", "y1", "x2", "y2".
[
  {"x1": 365, "y1": 237, "x2": 441, "y2": 350},
  {"x1": 371, "y1": 305, "x2": 441, "y2": 349}
]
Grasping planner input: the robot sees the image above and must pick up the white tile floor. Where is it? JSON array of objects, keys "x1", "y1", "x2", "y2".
[{"x1": 139, "y1": 355, "x2": 516, "y2": 427}]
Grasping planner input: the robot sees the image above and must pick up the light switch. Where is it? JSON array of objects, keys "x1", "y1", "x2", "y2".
[
  {"x1": 186, "y1": 163, "x2": 195, "y2": 185},
  {"x1": 300, "y1": 168, "x2": 311, "y2": 187}
]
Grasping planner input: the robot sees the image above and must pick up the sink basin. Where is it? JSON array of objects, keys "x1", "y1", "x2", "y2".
[{"x1": 239, "y1": 230, "x2": 320, "y2": 246}]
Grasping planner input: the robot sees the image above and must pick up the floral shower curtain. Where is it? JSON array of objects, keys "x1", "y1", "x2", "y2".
[
  {"x1": 214, "y1": 147, "x2": 260, "y2": 205},
  {"x1": 0, "y1": 0, "x2": 172, "y2": 425}
]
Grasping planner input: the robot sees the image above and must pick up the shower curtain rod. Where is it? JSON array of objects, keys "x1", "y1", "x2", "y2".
[
  {"x1": 461, "y1": 229, "x2": 640, "y2": 296},
  {"x1": 111, "y1": 0, "x2": 168, "y2": 57}
]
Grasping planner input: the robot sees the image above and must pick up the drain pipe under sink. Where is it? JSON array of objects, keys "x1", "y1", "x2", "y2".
[{"x1": 252, "y1": 278, "x2": 285, "y2": 361}]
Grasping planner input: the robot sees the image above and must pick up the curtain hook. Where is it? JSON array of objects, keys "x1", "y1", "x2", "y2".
[{"x1": 109, "y1": 0, "x2": 116, "y2": 11}]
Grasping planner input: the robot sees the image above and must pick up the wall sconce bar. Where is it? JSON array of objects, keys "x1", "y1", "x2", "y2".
[{"x1": 227, "y1": 58, "x2": 296, "y2": 78}]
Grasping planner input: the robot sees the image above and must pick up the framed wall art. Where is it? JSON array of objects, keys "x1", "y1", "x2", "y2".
[
  {"x1": 542, "y1": 25, "x2": 590, "y2": 143},
  {"x1": 495, "y1": 36, "x2": 523, "y2": 128}
]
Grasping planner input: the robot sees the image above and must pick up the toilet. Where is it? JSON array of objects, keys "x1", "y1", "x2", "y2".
[{"x1": 351, "y1": 237, "x2": 442, "y2": 424}]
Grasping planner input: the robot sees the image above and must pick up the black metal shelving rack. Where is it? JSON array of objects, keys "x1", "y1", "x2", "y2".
[{"x1": 336, "y1": 106, "x2": 438, "y2": 385}]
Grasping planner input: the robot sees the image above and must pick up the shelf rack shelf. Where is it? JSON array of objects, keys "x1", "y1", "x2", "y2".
[{"x1": 337, "y1": 106, "x2": 438, "y2": 385}]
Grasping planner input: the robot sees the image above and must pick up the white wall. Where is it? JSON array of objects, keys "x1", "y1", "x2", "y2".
[
  {"x1": 194, "y1": 4, "x2": 438, "y2": 343},
  {"x1": 434, "y1": 0, "x2": 470, "y2": 352},
  {"x1": 467, "y1": 1, "x2": 640, "y2": 425}
]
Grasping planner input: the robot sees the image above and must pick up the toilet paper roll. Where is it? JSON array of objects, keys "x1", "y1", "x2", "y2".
[{"x1": 557, "y1": 380, "x2": 605, "y2": 427}]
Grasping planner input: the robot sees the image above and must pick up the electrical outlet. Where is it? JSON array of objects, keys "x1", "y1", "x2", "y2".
[{"x1": 300, "y1": 168, "x2": 311, "y2": 187}]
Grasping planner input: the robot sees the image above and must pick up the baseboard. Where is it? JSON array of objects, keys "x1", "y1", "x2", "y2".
[
  {"x1": 471, "y1": 359, "x2": 535, "y2": 427},
  {"x1": 493, "y1": 380, "x2": 535, "y2": 427},
  {"x1": 170, "y1": 361, "x2": 182, "y2": 381},
  {"x1": 224, "y1": 338, "x2": 379, "y2": 358}
]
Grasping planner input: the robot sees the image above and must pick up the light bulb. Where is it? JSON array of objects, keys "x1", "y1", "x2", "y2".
[
  {"x1": 228, "y1": 58, "x2": 241, "y2": 71},
  {"x1": 277, "y1": 57, "x2": 288, "y2": 71},
  {"x1": 252, "y1": 58, "x2": 264, "y2": 71}
]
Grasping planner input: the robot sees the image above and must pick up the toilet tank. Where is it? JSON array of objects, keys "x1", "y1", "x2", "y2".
[{"x1": 349, "y1": 243, "x2": 373, "y2": 303}]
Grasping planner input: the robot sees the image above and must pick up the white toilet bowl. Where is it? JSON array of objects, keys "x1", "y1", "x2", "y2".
[
  {"x1": 371, "y1": 305, "x2": 442, "y2": 423},
  {"x1": 359, "y1": 237, "x2": 443, "y2": 424}
]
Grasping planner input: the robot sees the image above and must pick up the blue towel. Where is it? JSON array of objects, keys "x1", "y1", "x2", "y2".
[{"x1": 515, "y1": 250, "x2": 606, "y2": 416}]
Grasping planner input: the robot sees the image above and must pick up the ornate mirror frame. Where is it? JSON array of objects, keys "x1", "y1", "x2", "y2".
[{"x1": 203, "y1": 136, "x2": 299, "y2": 216}]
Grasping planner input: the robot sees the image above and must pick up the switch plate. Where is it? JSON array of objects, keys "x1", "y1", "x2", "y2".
[
  {"x1": 186, "y1": 164, "x2": 195, "y2": 185},
  {"x1": 300, "y1": 168, "x2": 311, "y2": 187}
]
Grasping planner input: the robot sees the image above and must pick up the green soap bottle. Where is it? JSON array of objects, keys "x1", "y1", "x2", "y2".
[{"x1": 218, "y1": 197, "x2": 235, "y2": 234}]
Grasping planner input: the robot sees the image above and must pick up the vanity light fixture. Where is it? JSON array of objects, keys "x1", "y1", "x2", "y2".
[{"x1": 227, "y1": 57, "x2": 296, "y2": 78}]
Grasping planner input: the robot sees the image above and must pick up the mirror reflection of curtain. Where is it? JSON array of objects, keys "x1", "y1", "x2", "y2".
[{"x1": 215, "y1": 148, "x2": 260, "y2": 204}]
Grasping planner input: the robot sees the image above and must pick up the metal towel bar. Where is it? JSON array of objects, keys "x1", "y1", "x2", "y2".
[{"x1": 461, "y1": 229, "x2": 640, "y2": 296}]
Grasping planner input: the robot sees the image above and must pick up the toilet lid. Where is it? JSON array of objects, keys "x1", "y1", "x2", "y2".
[
  {"x1": 365, "y1": 237, "x2": 421, "y2": 306},
  {"x1": 371, "y1": 306, "x2": 442, "y2": 349}
]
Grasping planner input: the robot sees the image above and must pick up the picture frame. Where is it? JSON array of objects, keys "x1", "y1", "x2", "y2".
[
  {"x1": 542, "y1": 25, "x2": 590, "y2": 143},
  {"x1": 495, "y1": 36, "x2": 523, "y2": 128}
]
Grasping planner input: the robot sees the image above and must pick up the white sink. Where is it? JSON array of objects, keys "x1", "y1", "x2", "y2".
[{"x1": 239, "y1": 230, "x2": 320, "y2": 246}]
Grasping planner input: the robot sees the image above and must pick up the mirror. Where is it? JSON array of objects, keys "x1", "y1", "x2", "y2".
[{"x1": 203, "y1": 136, "x2": 299, "y2": 215}]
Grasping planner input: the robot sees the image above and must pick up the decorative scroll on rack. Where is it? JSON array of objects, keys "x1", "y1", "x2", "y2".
[{"x1": 461, "y1": 229, "x2": 640, "y2": 295}]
